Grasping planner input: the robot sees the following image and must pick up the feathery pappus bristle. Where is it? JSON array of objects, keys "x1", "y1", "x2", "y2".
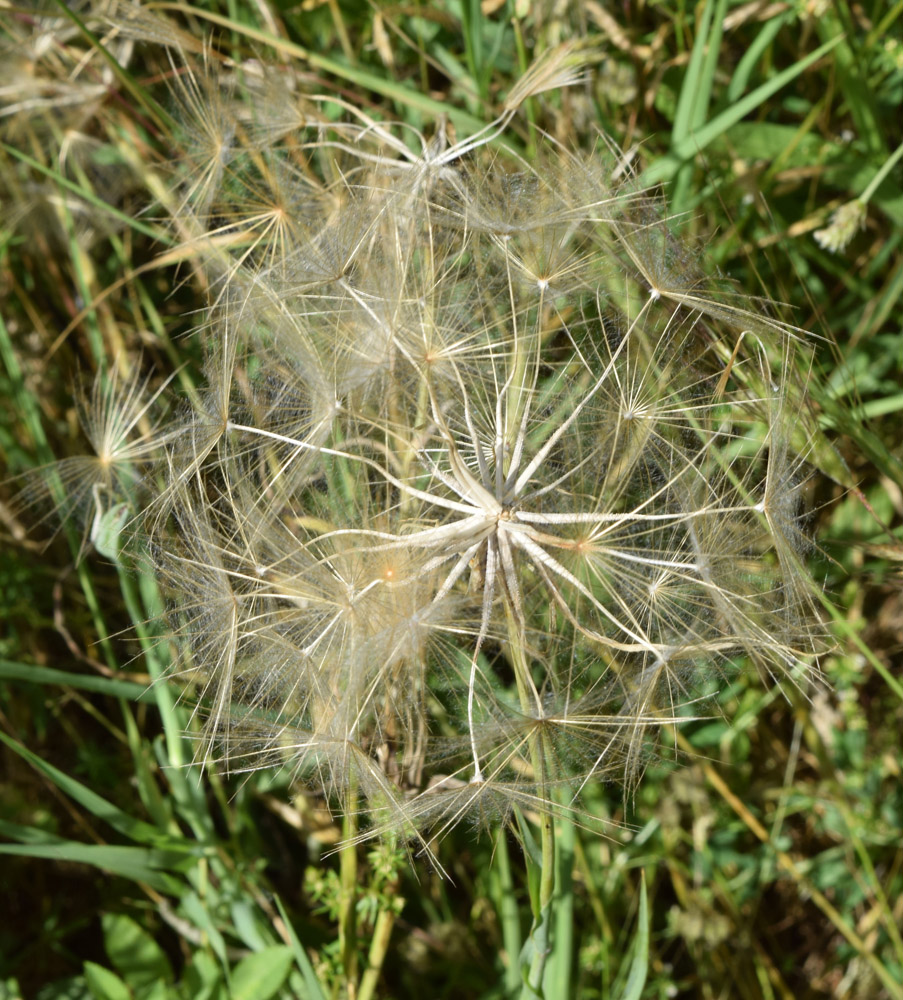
[{"x1": 14, "y1": 37, "x2": 823, "y2": 852}]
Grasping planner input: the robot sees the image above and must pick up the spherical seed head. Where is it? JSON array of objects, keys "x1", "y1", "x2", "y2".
[{"x1": 143, "y1": 60, "x2": 822, "y2": 846}]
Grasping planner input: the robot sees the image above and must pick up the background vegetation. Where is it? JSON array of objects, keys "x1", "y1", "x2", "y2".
[{"x1": 1, "y1": 0, "x2": 901, "y2": 998}]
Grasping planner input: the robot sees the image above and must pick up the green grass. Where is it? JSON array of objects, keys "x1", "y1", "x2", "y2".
[{"x1": 1, "y1": 1, "x2": 901, "y2": 998}]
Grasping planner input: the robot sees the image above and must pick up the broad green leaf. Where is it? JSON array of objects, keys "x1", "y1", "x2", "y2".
[
  {"x1": 181, "y1": 894, "x2": 229, "y2": 968},
  {"x1": 83, "y1": 963, "x2": 131, "y2": 1000},
  {"x1": 721, "y1": 122, "x2": 823, "y2": 166},
  {"x1": 182, "y1": 952, "x2": 223, "y2": 1000},
  {"x1": 229, "y1": 947, "x2": 294, "y2": 1000},
  {"x1": 136, "y1": 983, "x2": 169, "y2": 1000},
  {"x1": 103, "y1": 914, "x2": 173, "y2": 990},
  {"x1": 230, "y1": 901, "x2": 271, "y2": 952}
]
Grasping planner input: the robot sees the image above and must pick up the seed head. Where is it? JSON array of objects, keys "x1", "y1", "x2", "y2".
[{"x1": 22, "y1": 47, "x2": 823, "y2": 849}]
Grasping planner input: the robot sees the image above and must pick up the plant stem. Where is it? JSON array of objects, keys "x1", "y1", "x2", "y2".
[
  {"x1": 524, "y1": 809, "x2": 555, "y2": 997},
  {"x1": 357, "y1": 902, "x2": 398, "y2": 1000},
  {"x1": 860, "y1": 140, "x2": 903, "y2": 205},
  {"x1": 494, "y1": 827, "x2": 523, "y2": 996},
  {"x1": 543, "y1": 802, "x2": 574, "y2": 998},
  {"x1": 505, "y1": 606, "x2": 556, "y2": 997},
  {"x1": 339, "y1": 789, "x2": 359, "y2": 1000}
]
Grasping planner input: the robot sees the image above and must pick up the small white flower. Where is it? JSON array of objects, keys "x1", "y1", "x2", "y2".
[{"x1": 814, "y1": 199, "x2": 866, "y2": 253}]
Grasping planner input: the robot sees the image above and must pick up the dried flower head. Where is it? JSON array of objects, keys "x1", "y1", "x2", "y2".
[{"x1": 23, "y1": 46, "x2": 822, "y2": 852}]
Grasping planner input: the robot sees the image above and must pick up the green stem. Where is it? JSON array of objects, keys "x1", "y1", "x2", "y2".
[
  {"x1": 117, "y1": 560, "x2": 216, "y2": 841},
  {"x1": 523, "y1": 810, "x2": 555, "y2": 998},
  {"x1": 505, "y1": 607, "x2": 555, "y2": 998},
  {"x1": 543, "y1": 803, "x2": 574, "y2": 998},
  {"x1": 860, "y1": 139, "x2": 903, "y2": 205},
  {"x1": 338, "y1": 792, "x2": 359, "y2": 999},
  {"x1": 357, "y1": 901, "x2": 399, "y2": 1000},
  {"x1": 494, "y1": 828, "x2": 523, "y2": 996}
]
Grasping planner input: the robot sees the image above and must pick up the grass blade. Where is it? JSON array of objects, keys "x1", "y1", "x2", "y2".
[
  {"x1": 619, "y1": 872, "x2": 649, "y2": 1000},
  {"x1": 644, "y1": 34, "x2": 844, "y2": 183},
  {"x1": 0, "y1": 659, "x2": 154, "y2": 702},
  {"x1": 0, "y1": 730, "x2": 202, "y2": 851}
]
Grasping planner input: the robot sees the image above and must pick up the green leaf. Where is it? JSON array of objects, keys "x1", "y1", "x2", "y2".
[
  {"x1": 229, "y1": 947, "x2": 294, "y2": 1000},
  {"x1": 230, "y1": 901, "x2": 271, "y2": 952},
  {"x1": 103, "y1": 914, "x2": 174, "y2": 990},
  {"x1": 152, "y1": 5, "x2": 488, "y2": 139},
  {"x1": 720, "y1": 122, "x2": 823, "y2": 167},
  {"x1": 92, "y1": 500, "x2": 129, "y2": 563},
  {"x1": 688, "y1": 720, "x2": 729, "y2": 748},
  {"x1": 672, "y1": 0, "x2": 729, "y2": 142},
  {"x1": 0, "y1": 731, "x2": 199, "y2": 852},
  {"x1": 182, "y1": 952, "x2": 223, "y2": 1000},
  {"x1": 619, "y1": 873, "x2": 649, "y2": 1000},
  {"x1": 34, "y1": 976, "x2": 93, "y2": 1000},
  {"x1": 0, "y1": 841, "x2": 188, "y2": 894},
  {"x1": 0, "y1": 658, "x2": 155, "y2": 703},
  {"x1": 274, "y1": 896, "x2": 329, "y2": 1000},
  {"x1": 673, "y1": 34, "x2": 844, "y2": 158},
  {"x1": 0, "y1": 819, "x2": 68, "y2": 846},
  {"x1": 181, "y1": 894, "x2": 229, "y2": 968},
  {"x1": 512, "y1": 806, "x2": 544, "y2": 871},
  {"x1": 0, "y1": 978, "x2": 22, "y2": 1000},
  {"x1": 0, "y1": 143, "x2": 168, "y2": 244},
  {"x1": 726, "y1": 13, "x2": 792, "y2": 102},
  {"x1": 543, "y1": 813, "x2": 576, "y2": 1000},
  {"x1": 135, "y1": 983, "x2": 169, "y2": 1000},
  {"x1": 489, "y1": 831, "x2": 522, "y2": 996},
  {"x1": 83, "y1": 963, "x2": 132, "y2": 1000},
  {"x1": 123, "y1": 709, "x2": 172, "y2": 830},
  {"x1": 518, "y1": 902, "x2": 552, "y2": 1000},
  {"x1": 644, "y1": 35, "x2": 845, "y2": 184}
]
